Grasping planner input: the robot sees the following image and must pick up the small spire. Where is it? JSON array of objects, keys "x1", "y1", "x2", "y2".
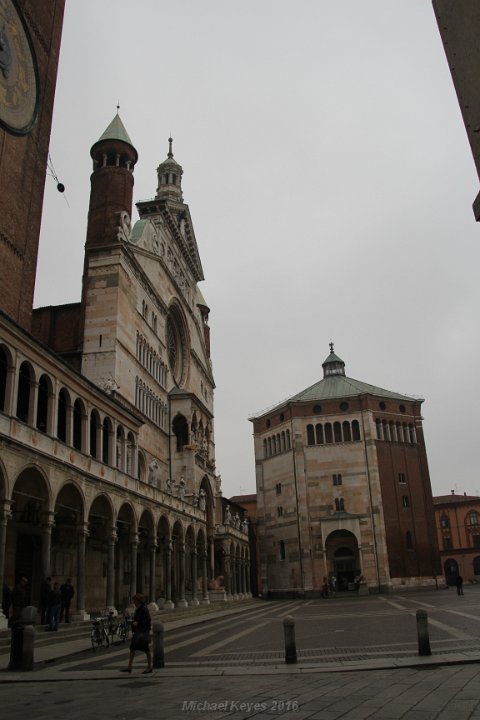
[
  {"x1": 329, "y1": 341, "x2": 334, "y2": 354},
  {"x1": 168, "y1": 137, "x2": 173, "y2": 159},
  {"x1": 116, "y1": 100, "x2": 120, "y2": 113}
]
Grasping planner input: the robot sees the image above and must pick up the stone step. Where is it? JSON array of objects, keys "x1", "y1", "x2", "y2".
[{"x1": 0, "y1": 597, "x2": 260, "y2": 652}]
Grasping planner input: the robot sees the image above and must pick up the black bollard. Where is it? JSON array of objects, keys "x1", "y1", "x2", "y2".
[
  {"x1": 416, "y1": 609, "x2": 431, "y2": 656},
  {"x1": 283, "y1": 615, "x2": 297, "y2": 664},
  {"x1": 152, "y1": 621, "x2": 164, "y2": 668},
  {"x1": 8, "y1": 606, "x2": 36, "y2": 671}
]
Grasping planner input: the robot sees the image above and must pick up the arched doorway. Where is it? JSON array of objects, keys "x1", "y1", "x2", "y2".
[
  {"x1": 325, "y1": 529, "x2": 360, "y2": 592},
  {"x1": 444, "y1": 558, "x2": 459, "y2": 586}
]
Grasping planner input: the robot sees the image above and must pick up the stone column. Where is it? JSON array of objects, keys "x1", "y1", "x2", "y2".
[
  {"x1": 246, "y1": 558, "x2": 252, "y2": 596},
  {"x1": 106, "y1": 528, "x2": 117, "y2": 609},
  {"x1": 190, "y1": 548, "x2": 199, "y2": 606},
  {"x1": 241, "y1": 557, "x2": 247, "y2": 597},
  {"x1": 177, "y1": 541, "x2": 188, "y2": 608},
  {"x1": 72, "y1": 522, "x2": 89, "y2": 620},
  {"x1": 232, "y1": 555, "x2": 238, "y2": 599},
  {"x1": 0, "y1": 503, "x2": 11, "y2": 629},
  {"x1": 28, "y1": 380, "x2": 39, "y2": 427},
  {"x1": 65, "y1": 402, "x2": 73, "y2": 447},
  {"x1": 164, "y1": 539, "x2": 174, "y2": 609},
  {"x1": 201, "y1": 550, "x2": 210, "y2": 604},
  {"x1": 149, "y1": 540, "x2": 157, "y2": 603},
  {"x1": 224, "y1": 551, "x2": 231, "y2": 597},
  {"x1": 41, "y1": 510, "x2": 55, "y2": 579},
  {"x1": 129, "y1": 531, "x2": 138, "y2": 600},
  {"x1": 209, "y1": 534, "x2": 215, "y2": 579},
  {"x1": 5, "y1": 359, "x2": 16, "y2": 416}
]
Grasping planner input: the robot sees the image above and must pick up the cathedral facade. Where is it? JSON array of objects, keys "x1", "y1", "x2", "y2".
[
  {"x1": 0, "y1": 1, "x2": 249, "y2": 627},
  {"x1": 250, "y1": 346, "x2": 440, "y2": 596}
]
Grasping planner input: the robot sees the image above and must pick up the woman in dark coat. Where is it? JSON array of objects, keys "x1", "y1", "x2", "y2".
[{"x1": 121, "y1": 593, "x2": 152, "y2": 674}]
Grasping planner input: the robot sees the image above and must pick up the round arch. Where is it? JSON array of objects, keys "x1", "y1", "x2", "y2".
[{"x1": 324, "y1": 529, "x2": 361, "y2": 592}]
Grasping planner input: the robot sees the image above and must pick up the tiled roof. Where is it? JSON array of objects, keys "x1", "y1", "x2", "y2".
[
  {"x1": 433, "y1": 494, "x2": 479, "y2": 505},
  {"x1": 289, "y1": 374, "x2": 418, "y2": 403}
]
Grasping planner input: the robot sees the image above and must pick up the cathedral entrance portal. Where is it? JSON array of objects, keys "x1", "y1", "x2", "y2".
[{"x1": 325, "y1": 529, "x2": 360, "y2": 592}]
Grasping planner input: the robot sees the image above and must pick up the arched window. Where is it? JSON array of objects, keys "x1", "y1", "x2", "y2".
[
  {"x1": 73, "y1": 399, "x2": 83, "y2": 451},
  {"x1": 172, "y1": 414, "x2": 189, "y2": 451},
  {"x1": 334, "y1": 422, "x2": 342, "y2": 443},
  {"x1": 36, "y1": 374, "x2": 49, "y2": 433},
  {"x1": 468, "y1": 511, "x2": 479, "y2": 527},
  {"x1": 116, "y1": 425, "x2": 125, "y2": 470},
  {"x1": 127, "y1": 432, "x2": 135, "y2": 475},
  {"x1": 102, "y1": 417, "x2": 112, "y2": 464},
  {"x1": 406, "y1": 531, "x2": 413, "y2": 550},
  {"x1": 473, "y1": 556, "x2": 480, "y2": 576},
  {"x1": 440, "y1": 514, "x2": 449, "y2": 529},
  {"x1": 383, "y1": 420, "x2": 391, "y2": 441},
  {"x1": 0, "y1": 345, "x2": 7, "y2": 412},
  {"x1": 279, "y1": 540, "x2": 286, "y2": 561},
  {"x1": 316, "y1": 424, "x2": 324, "y2": 444},
  {"x1": 352, "y1": 420, "x2": 360, "y2": 441},
  {"x1": 335, "y1": 497, "x2": 345, "y2": 511},
  {"x1": 325, "y1": 423, "x2": 333, "y2": 443},
  {"x1": 268, "y1": 437, "x2": 272, "y2": 456},
  {"x1": 57, "y1": 388, "x2": 68, "y2": 442},
  {"x1": 306, "y1": 424, "x2": 315, "y2": 445},
  {"x1": 286, "y1": 429, "x2": 291, "y2": 450},
  {"x1": 342, "y1": 421, "x2": 351, "y2": 442},
  {"x1": 402, "y1": 495, "x2": 410, "y2": 508},
  {"x1": 281, "y1": 431, "x2": 286, "y2": 452},
  {"x1": 376, "y1": 419, "x2": 383, "y2": 440},
  {"x1": 90, "y1": 410, "x2": 100, "y2": 459},
  {"x1": 390, "y1": 422, "x2": 397, "y2": 442},
  {"x1": 263, "y1": 439, "x2": 267, "y2": 458},
  {"x1": 16, "y1": 361, "x2": 31, "y2": 422}
]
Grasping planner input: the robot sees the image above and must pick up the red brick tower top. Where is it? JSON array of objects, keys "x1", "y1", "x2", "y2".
[{"x1": 85, "y1": 113, "x2": 138, "y2": 250}]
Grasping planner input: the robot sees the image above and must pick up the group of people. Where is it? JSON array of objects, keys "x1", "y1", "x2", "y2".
[
  {"x1": 2, "y1": 576, "x2": 75, "y2": 630},
  {"x1": 40, "y1": 577, "x2": 75, "y2": 630}
]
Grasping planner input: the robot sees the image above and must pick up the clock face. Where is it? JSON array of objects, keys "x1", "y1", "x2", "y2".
[{"x1": 0, "y1": 0, "x2": 39, "y2": 135}]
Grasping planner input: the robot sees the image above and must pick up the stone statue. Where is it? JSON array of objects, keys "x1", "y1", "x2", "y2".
[
  {"x1": 166, "y1": 478, "x2": 173, "y2": 494},
  {"x1": 148, "y1": 460, "x2": 158, "y2": 487},
  {"x1": 177, "y1": 476, "x2": 186, "y2": 500},
  {"x1": 224, "y1": 505, "x2": 232, "y2": 526},
  {"x1": 199, "y1": 488, "x2": 206, "y2": 511},
  {"x1": 242, "y1": 519, "x2": 248, "y2": 533},
  {"x1": 234, "y1": 513, "x2": 241, "y2": 529}
]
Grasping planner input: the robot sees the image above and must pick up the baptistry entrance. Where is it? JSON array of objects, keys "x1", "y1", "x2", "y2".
[{"x1": 325, "y1": 529, "x2": 360, "y2": 592}]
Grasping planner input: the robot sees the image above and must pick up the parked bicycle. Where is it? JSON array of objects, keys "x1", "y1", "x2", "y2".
[
  {"x1": 104, "y1": 610, "x2": 131, "y2": 644},
  {"x1": 90, "y1": 616, "x2": 110, "y2": 650}
]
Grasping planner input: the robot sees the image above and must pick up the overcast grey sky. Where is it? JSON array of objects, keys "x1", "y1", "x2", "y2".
[{"x1": 35, "y1": 1, "x2": 480, "y2": 500}]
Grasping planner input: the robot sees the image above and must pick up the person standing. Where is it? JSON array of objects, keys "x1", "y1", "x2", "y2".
[
  {"x1": 10, "y1": 576, "x2": 28, "y2": 626},
  {"x1": 39, "y1": 577, "x2": 51, "y2": 625},
  {"x1": 47, "y1": 582, "x2": 62, "y2": 631},
  {"x1": 456, "y1": 575, "x2": 464, "y2": 596},
  {"x1": 60, "y1": 578, "x2": 75, "y2": 623},
  {"x1": 121, "y1": 593, "x2": 152, "y2": 674}
]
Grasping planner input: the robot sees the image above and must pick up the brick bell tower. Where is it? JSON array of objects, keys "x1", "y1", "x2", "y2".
[{"x1": 0, "y1": 0, "x2": 65, "y2": 331}]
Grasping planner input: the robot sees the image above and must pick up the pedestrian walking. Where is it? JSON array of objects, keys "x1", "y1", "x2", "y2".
[
  {"x1": 60, "y1": 578, "x2": 75, "y2": 623},
  {"x1": 40, "y1": 576, "x2": 51, "y2": 625},
  {"x1": 121, "y1": 593, "x2": 152, "y2": 674},
  {"x1": 47, "y1": 581, "x2": 62, "y2": 631},
  {"x1": 329, "y1": 574, "x2": 337, "y2": 597},
  {"x1": 456, "y1": 575, "x2": 464, "y2": 596}
]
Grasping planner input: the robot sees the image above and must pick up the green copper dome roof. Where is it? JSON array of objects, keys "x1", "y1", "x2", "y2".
[{"x1": 289, "y1": 374, "x2": 418, "y2": 403}]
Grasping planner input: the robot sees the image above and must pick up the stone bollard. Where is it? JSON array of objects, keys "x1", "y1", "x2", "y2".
[
  {"x1": 9, "y1": 606, "x2": 36, "y2": 671},
  {"x1": 152, "y1": 621, "x2": 164, "y2": 668},
  {"x1": 416, "y1": 609, "x2": 431, "y2": 656},
  {"x1": 283, "y1": 615, "x2": 297, "y2": 664}
]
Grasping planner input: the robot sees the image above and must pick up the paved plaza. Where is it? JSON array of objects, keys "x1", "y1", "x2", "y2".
[{"x1": 2, "y1": 589, "x2": 480, "y2": 719}]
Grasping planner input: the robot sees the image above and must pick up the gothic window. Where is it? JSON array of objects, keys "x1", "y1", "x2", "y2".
[
  {"x1": 57, "y1": 388, "x2": 68, "y2": 442},
  {"x1": 352, "y1": 420, "x2": 360, "y2": 441},
  {"x1": 325, "y1": 423, "x2": 333, "y2": 443},
  {"x1": 16, "y1": 361, "x2": 31, "y2": 422},
  {"x1": 306, "y1": 424, "x2": 315, "y2": 445},
  {"x1": 335, "y1": 498, "x2": 345, "y2": 511},
  {"x1": 36, "y1": 374, "x2": 50, "y2": 433},
  {"x1": 342, "y1": 421, "x2": 351, "y2": 442},
  {"x1": 334, "y1": 421, "x2": 342, "y2": 443},
  {"x1": 73, "y1": 399, "x2": 84, "y2": 451},
  {"x1": 333, "y1": 474, "x2": 342, "y2": 486},
  {"x1": 172, "y1": 414, "x2": 189, "y2": 451},
  {"x1": 276, "y1": 483, "x2": 282, "y2": 495},
  {"x1": 277, "y1": 506, "x2": 283, "y2": 517},
  {"x1": 316, "y1": 424, "x2": 324, "y2": 444},
  {"x1": 90, "y1": 410, "x2": 100, "y2": 459},
  {"x1": 102, "y1": 417, "x2": 112, "y2": 464},
  {"x1": 402, "y1": 495, "x2": 410, "y2": 508},
  {"x1": 0, "y1": 345, "x2": 7, "y2": 412}
]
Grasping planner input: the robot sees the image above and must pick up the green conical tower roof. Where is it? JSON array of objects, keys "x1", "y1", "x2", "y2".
[{"x1": 97, "y1": 113, "x2": 133, "y2": 145}]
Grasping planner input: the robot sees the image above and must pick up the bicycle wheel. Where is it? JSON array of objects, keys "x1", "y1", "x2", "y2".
[
  {"x1": 117, "y1": 622, "x2": 127, "y2": 642},
  {"x1": 91, "y1": 628, "x2": 100, "y2": 651},
  {"x1": 102, "y1": 628, "x2": 110, "y2": 648}
]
